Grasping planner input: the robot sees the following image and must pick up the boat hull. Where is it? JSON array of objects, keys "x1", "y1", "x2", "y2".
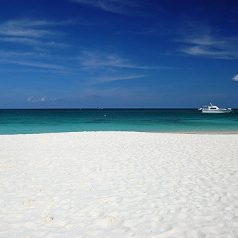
[{"x1": 202, "y1": 110, "x2": 232, "y2": 114}]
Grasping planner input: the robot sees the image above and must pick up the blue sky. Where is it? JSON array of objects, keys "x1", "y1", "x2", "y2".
[{"x1": 0, "y1": 0, "x2": 237, "y2": 108}]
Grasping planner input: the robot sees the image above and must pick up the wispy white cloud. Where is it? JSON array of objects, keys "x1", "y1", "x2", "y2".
[
  {"x1": 0, "y1": 19, "x2": 78, "y2": 76},
  {"x1": 80, "y1": 50, "x2": 163, "y2": 70},
  {"x1": 181, "y1": 43, "x2": 238, "y2": 60},
  {"x1": 0, "y1": 18, "x2": 72, "y2": 72},
  {"x1": 0, "y1": 18, "x2": 71, "y2": 49},
  {"x1": 0, "y1": 49, "x2": 67, "y2": 71},
  {"x1": 78, "y1": 50, "x2": 179, "y2": 85},
  {"x1": 80, "y1": 51, "x2": 125, "y2": 69},
  {"x1": 77, "y1": 51, "x2": 150, "y2": 84},
  {"x1": 181, "y1": 45, "x2": 231, "y2": 58},
  {"x1": 10, "y1": 60, "x2": 67, "y2": 71},
  {"x1": 0, "y1": 36, "x2": 40, "y2": 45},
  {"x1": 0, "y1": 36, "x2": 67, "y2": 48},
  {"x1": 27, "y1": 96, "x2": 47, "y2": 103},
  {"x1": 97, "y1": 74, "x2": 147, "y2": 83},
  {"x1": 70, "y1": 0, "x2": 140, "y2": 15},
  {"x1": 0, "y1": 51, "x2": 71, "y2": 73},
  {"x1": 0, "y1": 19, "x2": 72, "y2": 37},
  {"x1": 176, "y1": 26, "x2": 238, "y2": 59},
  {"x1": 179, "y1": 34, "x2": 226, "y2": 46},
  {"x1": 0, "y1": 19, "x2": 53, "y2": 38},
  {"x1": 232, "y1": 74, "x2": 238, "y2": 81},
  {"x1": 27, "y1": 96, "x2": 59, "y2": 103},
  {"x1": 0, "y1": 50, "x2": 34, "y2": 58}
]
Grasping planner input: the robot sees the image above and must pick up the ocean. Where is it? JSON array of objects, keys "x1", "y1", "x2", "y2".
[{"x1": 0, "y1": 109, "x2": 238, "y2": 134}]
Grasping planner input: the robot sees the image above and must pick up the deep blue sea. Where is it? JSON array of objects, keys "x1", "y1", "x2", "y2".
[{"x1": 0, "y1": 109, "x2": 238, "y2": 134}]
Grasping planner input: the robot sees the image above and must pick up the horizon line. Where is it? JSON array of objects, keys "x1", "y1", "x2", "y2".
[{"x1": 1, "y1": 107, "x2": 238, "y2": 110}]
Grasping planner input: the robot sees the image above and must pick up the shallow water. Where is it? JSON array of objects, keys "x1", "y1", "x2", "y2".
[{"x1": 0, "y1": 109, "x2": 238, "y2": 134}]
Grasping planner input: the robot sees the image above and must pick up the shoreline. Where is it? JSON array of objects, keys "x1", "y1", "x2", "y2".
[{"x1": 1, "y1": 130, "x2": 238, "y2": 136}]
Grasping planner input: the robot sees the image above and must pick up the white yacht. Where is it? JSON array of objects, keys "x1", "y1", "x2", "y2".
[{"x1": 199, "y1": 103, "x2": 232, "y2": 113}]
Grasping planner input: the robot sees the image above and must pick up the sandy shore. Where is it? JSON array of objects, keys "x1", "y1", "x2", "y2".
[{"x1": 0, "y1": 132, "x2": 238, "y2": 238}]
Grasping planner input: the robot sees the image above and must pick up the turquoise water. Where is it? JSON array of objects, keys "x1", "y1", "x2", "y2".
[{"x1": 0, "y1": 109, "x2": 238, "y2": 134}]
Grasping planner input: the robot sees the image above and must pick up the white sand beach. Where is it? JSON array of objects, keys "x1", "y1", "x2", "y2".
[{"x1": 0, "y1": 132, "x2": 238, "y2": 238}]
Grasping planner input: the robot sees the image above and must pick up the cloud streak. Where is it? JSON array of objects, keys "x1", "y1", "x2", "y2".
[
  {"x1": 78, "y1": 50, "x2": 180, "y2": 85},
  {"x1": 27, "y1": 96, "x2": 47, "y2": 103},
  {"x1": 9, "y1": 60, "x2": 67, "y2": 71},
  {"x1": 0, "y1": 50, "x2": 69, "y2": 72},
  {"x1": 232, "y1": 74, "x2": 238, "y2": 81},
  {"x1": 0, "y1": 18, "x2": 72, "y2": 72},
  {"x1": 70, "y1": 0, "x2": 141, "y2": 15},
  {"x1": 176, "y1": 27, "x2": 238, "y2": 59},
  {"x1": 0, "y1": 19, "x2": 54, "y2": 38},
  {"x1": 0, "y1": 36, "x2": 67, "y2": 48},
  {"x1": 96, "y1": 74, "x2": 147, "y2": 83},
  {"x1": 79, "y1": 50, "x2": 167, "y2": 70},
  {"x1": 0, "y1": 18, "x2": 71, "y2": 48}
]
